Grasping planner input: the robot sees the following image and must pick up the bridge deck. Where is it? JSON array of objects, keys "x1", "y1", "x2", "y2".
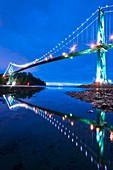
[{"x1": 12, "y1": 43, "x2": 113, "y2": 74}]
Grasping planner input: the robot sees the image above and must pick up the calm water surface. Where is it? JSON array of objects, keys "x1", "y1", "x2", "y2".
[{"x1": 0, "y1": 86, "x2": 113, "y2": 170}]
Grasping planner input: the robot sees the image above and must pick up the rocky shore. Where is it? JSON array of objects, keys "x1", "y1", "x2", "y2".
[
  {"x1": 79, "y1": 83, "x2": 113, "y2": 88},
  {"x1": 66, "y1": 87, "x2": 113, "y2": 113}
]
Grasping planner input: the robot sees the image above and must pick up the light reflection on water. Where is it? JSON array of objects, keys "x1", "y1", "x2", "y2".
[{"x1": 0, "y1": 86, "x2": 113, "y2": 170}]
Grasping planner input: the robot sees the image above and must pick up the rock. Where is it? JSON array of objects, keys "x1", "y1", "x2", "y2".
[{"x1": 88, "y1": 110, "x2": 93, "y2": 113}]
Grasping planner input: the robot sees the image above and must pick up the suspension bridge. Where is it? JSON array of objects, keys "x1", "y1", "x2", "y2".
[{"x1": 3, "y1": 5, "x2": 113, "y2": 85}]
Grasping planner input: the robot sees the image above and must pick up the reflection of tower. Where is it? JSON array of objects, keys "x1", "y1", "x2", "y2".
[
  {"x1": 96, "y1": 109, "x2": 105, "y2": 169},
  {"x1": 3, "y1": 95, "x2": 15, "y2": 108},
  {"x1": 8, "y1": 95, "x2": 14, "y2": 106}
]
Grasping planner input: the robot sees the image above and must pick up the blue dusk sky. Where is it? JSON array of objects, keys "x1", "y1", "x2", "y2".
[{"x1": 0, "y1": 0, "x2": 113, "y2": 84}]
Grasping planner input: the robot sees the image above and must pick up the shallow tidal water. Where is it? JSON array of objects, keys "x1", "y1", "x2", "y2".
[{"x1": 0, "y1": 86, "x2": 113, "y2": 170}]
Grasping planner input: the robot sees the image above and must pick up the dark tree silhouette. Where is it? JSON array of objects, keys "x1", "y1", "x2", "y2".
[{"x1": 0, "y1": 72, "x2": 46, "y2": 86}]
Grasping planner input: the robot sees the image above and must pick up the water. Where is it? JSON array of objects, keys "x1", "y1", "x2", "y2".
[{"x1": 0, "y1": 86, "x2": 113, "y2": 170}]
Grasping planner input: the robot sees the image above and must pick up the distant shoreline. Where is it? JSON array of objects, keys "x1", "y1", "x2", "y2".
[
  {"x1": 0, "y1": 85, "x2": 44, "y2": 95},
  {"x1": 78, "y1": 83, "x2": 113, "y2": 88}
]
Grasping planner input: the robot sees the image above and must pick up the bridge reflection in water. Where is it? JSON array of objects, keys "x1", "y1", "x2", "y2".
[{"x1": 3, "y1": 94, "x2": 113, "y2": 170}]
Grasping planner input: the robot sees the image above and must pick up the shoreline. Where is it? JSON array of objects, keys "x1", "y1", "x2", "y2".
[
  {"x1": 0, "y1": 85, "x2": 45, "y2": 95},
  {"x1": 78, "y1": 83, "x2": 113, "y2": 88},
  {"x1": 66, "y1": 87, "x2": 113, "y2": 113}
]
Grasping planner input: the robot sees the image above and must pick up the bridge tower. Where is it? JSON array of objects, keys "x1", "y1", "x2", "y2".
[
  {"x1": 7, "y1": 64, "x2": 14, "y2": 85},
  {"x1": 96, "y1": 7, "x2": 107, "y2": 84}
]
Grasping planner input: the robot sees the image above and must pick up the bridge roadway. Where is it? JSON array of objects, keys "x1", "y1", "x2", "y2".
[{"x1": 13, "y1": 43, "x2": 113, "y2": 74}]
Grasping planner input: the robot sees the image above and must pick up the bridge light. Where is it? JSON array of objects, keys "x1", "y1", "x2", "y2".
[
  {"x1": 62, "y1": 52, "x2": 66, "y2": 56},
  {"x1": 90, "y1": 124, "x2": 94, "y2": 131},
  {"x1": 27, "y1": 82, "x2": 30, "y2": 85},
  {"x1": 62, "y1": 116, "x2": 65, "y2": 121},
  {"x1": 34, "y1": 59, "x2": 38, "y2": 63},
  {"x1": 12, "y1": 81, "x2": 16, "y2": 86},
  {"x1": 108, "y1": 79, "x2": 112, "y2": 84},
  {"x1": 70, "y1": 44, "x2": 76, "y2": 53},
  {"x1": 7, "y1": 82, "x2": 10, "y2": 85},
  {"x1": 95, "y1": 77, "x2": 103, "y2": 84},
  {"x1": 97, "y1": 42, "x2": 101, "y2": 46},
  {"x1": 62, "y1": 52, "x2": 68, "y2": 57},
  {"x1": 71, "y1": 121, "x2": 74, "y2": 126},
  {"x1": 49, "y1": 54, "x2": 53, "y2": 59},
  {"x1": 90, "y1": 43, "x2": 96, "y2": 49},
  {"x1": 70, "y1": 113, "x2": 72, "y2": 117},
  {"x1": 85, "y1": 151, "x2": 88, "y2": 156},
  {"x1": 49, "y1": 114, "x2": 53, "y2": 118},
  {"x1": 110, "y1": 34, "x2": 113, "y2": 40},
  {"x1": 70, "y1": 56, "x2": 73, "y2": 59},
  {"x1": 64, "y1": 115, "x2": 67, "y2": 118},
  {"x1": 45, "y1": 57, "x2": 48, "y2": 61},
  {"x1": 110, "y1": 131, "x2": 113, "y2": 142}
]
